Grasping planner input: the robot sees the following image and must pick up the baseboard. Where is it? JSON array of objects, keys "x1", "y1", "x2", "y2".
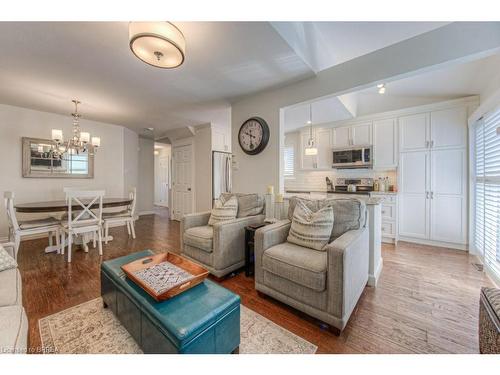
[
  {"x1": 398, "y1": 236, "x2": 468, "y2": 251},
  {"x1": 368, "y1": 259, "x2": 383, "y2": 287},
  {"x1": 138, "y1": 211, "x2": 155, "y2": 216}
]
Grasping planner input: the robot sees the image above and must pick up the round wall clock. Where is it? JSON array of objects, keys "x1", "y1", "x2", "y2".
[{"x1": 238, "y1": 117, "x2": 270, "y2": 155}]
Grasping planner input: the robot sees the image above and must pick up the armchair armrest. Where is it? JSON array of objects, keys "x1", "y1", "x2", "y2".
[
  {"x1": 181, "y1": 211, "x2": 211, "y2": 232},
  {"x1": 254, "y1": 220, "x2": 291, "y2": 284},
  {"x1": 325, "y1": 227, "x2": 369, "y2": 327},
  {"x1": 212, "y1": 214, "x2": 265, "y2": 270}
]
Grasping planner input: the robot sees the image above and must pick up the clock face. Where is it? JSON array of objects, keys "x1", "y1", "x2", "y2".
[{"x1": 238, "y1": 117, "x2": 270, "y2": 155}]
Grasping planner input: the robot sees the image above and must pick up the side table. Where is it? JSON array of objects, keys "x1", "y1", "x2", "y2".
[{"x1": 244, "y1": 223, "x2": 270, "y2": 277}]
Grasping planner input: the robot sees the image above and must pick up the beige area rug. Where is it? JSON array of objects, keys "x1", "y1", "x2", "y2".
[{"x1": 39, "y1": 298, "x2": 317, "y2": 354}]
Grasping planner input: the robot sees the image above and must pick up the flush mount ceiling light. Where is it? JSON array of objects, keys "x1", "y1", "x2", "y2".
[
  {"x1": 377, "y1": 83, "x2": 386, "y2": 94},
  {"x1": 129, "y1": 22, "x2": 186, "y2": 69}
]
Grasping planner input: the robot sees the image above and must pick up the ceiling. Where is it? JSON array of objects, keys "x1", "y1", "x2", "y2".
[
  {"x1": 0, "y1": 22, "x2": 312, "y2": 138},
  {"x1": 0, "y1": 21, "x2": 487, "y2": 138},
  {"x1": 271, "y1": 22, "x2": 449, "y2": 73}
]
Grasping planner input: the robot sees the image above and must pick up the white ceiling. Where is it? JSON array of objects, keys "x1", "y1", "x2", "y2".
[
  {"x1": 271, "y1": 22, "x2": 449, "y2": 72},
  {"x1": 0, "y1": 22, "x2": 313, "y2": 138}
]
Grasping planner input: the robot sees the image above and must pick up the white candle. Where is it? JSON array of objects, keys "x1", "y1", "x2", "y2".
[
  {"x1": 51, "y1": 129, "x2": 63, "y2": 142},
  {"x1": 276, "y1": 194, "x2": 284, "y2": 203},
  {"x1": 80, "y1": 132, "x2": 90, "y2": 143},
  {"x1": 91, "y1": 137, "x2": 101, "y2": 147},
  {"x1": 267, "y1": 185, "x2": 274, "y2": 195}
]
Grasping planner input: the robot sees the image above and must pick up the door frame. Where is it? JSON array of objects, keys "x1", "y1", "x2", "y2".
[{"x1": 171, "y1": 138, "x2": 195, "y2": 221}]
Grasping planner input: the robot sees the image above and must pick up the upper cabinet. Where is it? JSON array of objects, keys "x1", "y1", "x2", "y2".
[
  {"x1": 212, "y1": 126, "x2": 231, "y2": 152},
  {"x1": 430, "y1": 107, "x2": 467, "y2": 149},
  {"x1": 399, "y1": 107, "x2": 467, "y2": 153},
  {"x1": 351, "y1": 122, "x2": 372, "y2": 146},
  {"x1": 332, "y1": 122, "x2": 372, "y2": 147},
  {"x1": 373, "y1": 118, "x2": 397, "y2": 169},
  {"x1": 332, "y1": 126, "x2": 351, "y2": 148},
  {"x1": 399, "y1": 113, "x2": 429, "y2": 152}
]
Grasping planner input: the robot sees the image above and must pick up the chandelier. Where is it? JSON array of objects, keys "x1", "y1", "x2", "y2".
[{"x1": 50, "y1": 99, "x2": 100, "y2": 158}]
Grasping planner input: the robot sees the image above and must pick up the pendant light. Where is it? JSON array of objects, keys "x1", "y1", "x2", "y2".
[{"x1": 304, "y1": 104, "x2": 317, "y2": 156}]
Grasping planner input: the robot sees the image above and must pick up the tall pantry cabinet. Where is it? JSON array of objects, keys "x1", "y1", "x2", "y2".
[{"x1": 398, "y1": 106, "x2": 468, "y2": 248}]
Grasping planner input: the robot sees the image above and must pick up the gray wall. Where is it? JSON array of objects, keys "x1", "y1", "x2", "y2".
[{"x1": 137, "y1": 136, "x2": 155, "y2": 214}]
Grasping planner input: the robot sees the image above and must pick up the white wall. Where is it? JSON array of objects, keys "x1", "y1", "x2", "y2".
[
  {"x1": 231, "y1": 23, "x2": 500, "y2": 194},
  {"x1": 137, "y1": 137, "x2": 154, "y2": 214},
  {"x1": 123, "y1": 127, "x2": 139, "y2": 193},
  {"x1": 0, "y1": 103, "x2": 139, "y2": 237},
  {"x1": 194, "y1": 125, "x2": 213, "y2": 212}
]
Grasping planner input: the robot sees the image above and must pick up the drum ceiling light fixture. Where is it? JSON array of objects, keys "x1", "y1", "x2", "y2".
[{"x1": 129, "y1": 22, "x2": 186, "y2": 69}]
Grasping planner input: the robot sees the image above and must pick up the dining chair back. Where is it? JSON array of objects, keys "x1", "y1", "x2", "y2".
[
  {"x1": 102, "y1": 187, "x2": 137, "y2": 243},
  {"x1": 3, "y1": 191, "x2": 60, "y2": 260},
  {"x1": 61, "y1": 189, "x2": 105, "y2": 262}
]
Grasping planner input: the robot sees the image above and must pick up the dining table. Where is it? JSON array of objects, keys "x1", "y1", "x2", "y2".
[{"x1": 15, "y1": 197, "x2": 133, "y2": 253}]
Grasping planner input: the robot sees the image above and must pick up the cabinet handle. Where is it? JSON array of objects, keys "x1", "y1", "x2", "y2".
[
  {"x1": 431, "y1": 191, "x2": 434, "y2": 199},
  {"x1": 430, "y1": 140, "x2": 434, "y2": 148},
  {"x1": 426, "y1": 191, "x2": 429, "y2": 199}
]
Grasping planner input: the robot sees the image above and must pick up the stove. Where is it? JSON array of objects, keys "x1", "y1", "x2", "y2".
[{"x1": 326, "y1": 177, "x2": 374, "y2": 195}]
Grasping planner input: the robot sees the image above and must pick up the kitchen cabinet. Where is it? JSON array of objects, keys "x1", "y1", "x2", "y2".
[
  {"x1": 373, "y1": 118, "x2": 397, "y2": 169},
  {"x1": 399, "y1": 113, "x2": 429, "y2": 151},
  {"x1": 299, "y1": 128, "x2": 332, "y2": 169},
  {"x1": 212, "y1": 126, "x2": 230, "y2": 152},
  {"x1": 332, "y1": 123, "x2": 372, "y2": 147},
  {"x1": 370, "y1": 192, "x2": 398, "y2": 243},
  {"x1": 332, "y1": 126, "x2": 351, "y2": 148}
]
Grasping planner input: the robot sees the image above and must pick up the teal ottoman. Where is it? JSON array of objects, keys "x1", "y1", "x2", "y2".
[{"x1": 101, "y1": 250, "x2": 240, "y2": 354}]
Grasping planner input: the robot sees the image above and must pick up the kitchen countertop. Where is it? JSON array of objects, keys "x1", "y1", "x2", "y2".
[{"x1": 285, "y1": 189, "x2": 398, "y2": 195}]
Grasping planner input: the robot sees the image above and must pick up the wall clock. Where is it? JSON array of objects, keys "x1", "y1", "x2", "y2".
[{"x1": 238, "y1": 117, "x2": 270, "y2": 155}]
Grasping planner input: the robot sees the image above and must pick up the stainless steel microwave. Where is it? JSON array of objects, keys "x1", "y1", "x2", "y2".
[{"x1": 332, "y1": 146, "x2": 373, "y2": 169}]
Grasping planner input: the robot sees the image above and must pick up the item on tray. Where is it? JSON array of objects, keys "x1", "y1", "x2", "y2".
[{"x1": 121, "y1": 252, "x2": 209, "y2": 301}]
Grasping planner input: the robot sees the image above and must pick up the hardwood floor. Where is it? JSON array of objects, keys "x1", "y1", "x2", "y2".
[{"x1": 17, "y1": 207, "x2": 493, "y2": 354}]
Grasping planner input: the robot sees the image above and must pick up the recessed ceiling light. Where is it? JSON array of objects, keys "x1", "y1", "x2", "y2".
[
  {"x1": 377, "y1": 84, "x2": 386, "y2": 94},
  {"x1": 377, "y1": 83, "x2": 385, "y2": 88}
]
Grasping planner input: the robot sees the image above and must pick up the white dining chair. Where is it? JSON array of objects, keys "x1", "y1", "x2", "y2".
[
  {"x1": 60, "y1": 189, "x2": 105, "y2": 263},
  {"x1": 3, "y1": 191, "x2": 60, "y2": 260},
  {"x1": 103, "y1": 187, "x2": 137, "y2": 244}
]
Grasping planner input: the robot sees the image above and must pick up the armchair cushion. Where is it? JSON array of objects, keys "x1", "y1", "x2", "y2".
[
  {"x1": 208, "y1": 195, "x2": 238, "y2": 225},
  {"x1": 263, "y1": 242, "x2": 327, "y2": 292},
  {"x1": 183, "y1": 226, "x2": 214, "y2": 253},
  {"x1": 287, "y1": 201, "x2": 334, "y2": 251},
  {"x1": 320, "y1": 198, "x2": 366, "y2": 240},
  {"x1": 221, "y1": 193, "x2": 265, "y2": 218}
]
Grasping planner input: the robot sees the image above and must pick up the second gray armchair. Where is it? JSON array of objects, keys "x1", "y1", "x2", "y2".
[{"x1": 181, "y1": 193, "x2": 265, "y2": 278}]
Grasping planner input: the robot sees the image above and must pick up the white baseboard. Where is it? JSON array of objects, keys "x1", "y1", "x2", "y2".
[
  {"x1": 398, "y1": 236, "x2": 468, "y2": 251},
  {"x1": 138, "y1": 211, "x2": 155, "y2": 216}
]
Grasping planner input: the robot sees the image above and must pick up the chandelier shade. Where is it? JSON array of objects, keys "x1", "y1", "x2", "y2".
[{"x1": 129, "y1": 22, "x2": 186, "y2": 69}]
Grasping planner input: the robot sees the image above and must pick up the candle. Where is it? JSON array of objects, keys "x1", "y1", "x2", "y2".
[
  {"x1": 51, "y1": 129, "x2": 63, "y2": 142},
  {"x1": 91, "y1": 137, "x2": 101, "y2": 147},
  {"x1": 276, "y1": 194, "x2": 284, "y2": 203},
  {"x1": 80, "y1": 132, "x2": 90, "y2": 143},
  {"x1": 267, "y1": 185, "x2": 274, "y2": 195}
]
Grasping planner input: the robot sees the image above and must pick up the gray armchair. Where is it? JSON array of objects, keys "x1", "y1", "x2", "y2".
[
  {"x1": 181, "y1": 193, "x2": 265, "y2": 278},
  {"x1": 254, "y1": 197, "x2": 369, "y2": 333}
]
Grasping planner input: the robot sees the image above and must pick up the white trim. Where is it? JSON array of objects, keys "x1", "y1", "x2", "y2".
[
  {"x1": 367, "y1": 259, "x2": 383, "y2": 287},
  {"x1": 398, "y1": 237, "x2": 469, "y2": 251},
  {"x1": 138, "y1": 210, "x2": 155, "y2": 216}
]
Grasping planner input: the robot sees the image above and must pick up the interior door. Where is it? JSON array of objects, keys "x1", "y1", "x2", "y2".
[
  {"x1": 429, "y1": 148, "x2": 467, "y2": 244},
  {"x1": 399, "y1": 113, "x2": 429, "y2": 151},
  {"x1": 399, "y1": 150, "x2": 430, "y2": 239},
  {"x1": 351, "y1": 122, "x2": 372, "y2": 146},
  {"x1": 172, "y1": 144, "x2": 193, "y2": 221}
]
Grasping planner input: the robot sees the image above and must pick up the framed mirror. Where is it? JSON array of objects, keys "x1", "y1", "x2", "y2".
[{"x1": 22, "y1": 137, "x2": 94, "y2": 178}]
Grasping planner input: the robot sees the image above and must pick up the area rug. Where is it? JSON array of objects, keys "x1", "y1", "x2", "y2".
[{"x1": 39, "y1": 298, "x2": 317, "y2": 354}]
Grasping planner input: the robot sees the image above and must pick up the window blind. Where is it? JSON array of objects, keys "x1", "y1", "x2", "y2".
[
  {"x1": 474, "y1": 108, "x2": 500, "y2": 279},
  {"x1": 284, "y1": 146, "x2": 294, "y2": 177}
]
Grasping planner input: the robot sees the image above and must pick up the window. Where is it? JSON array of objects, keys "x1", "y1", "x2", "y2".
[
  {"x1": 474, "y1": 107, "x2": 500, "y2": 281},
  {"x1": 284, "y1": 146, "x2": 295, "y2": 177}
]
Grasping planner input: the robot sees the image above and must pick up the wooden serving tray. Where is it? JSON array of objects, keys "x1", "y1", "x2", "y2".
[{"x1": 121, "y1": 252, "x2": 209, "y2": 301}]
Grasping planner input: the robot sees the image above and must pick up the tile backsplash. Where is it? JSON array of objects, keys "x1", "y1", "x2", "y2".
[{"x1": 285, "y1": 169, "x2": 397, "y2": 191}]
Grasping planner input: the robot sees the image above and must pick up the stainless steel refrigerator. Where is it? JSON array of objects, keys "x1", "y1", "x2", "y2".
[{"x1": 212, "y1": 151, "x2": 232, "y2": 205}]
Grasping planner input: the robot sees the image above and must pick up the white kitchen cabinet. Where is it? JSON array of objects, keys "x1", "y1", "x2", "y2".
[
  {"x1": 398, "y1": 146, "x2": 467, "y2": 247},
  {"x1": 299, "y1": 128, "x2": 332, "y2": 170},
  {"x1": 212, "y1": 127, "x2": 230, "y2": 152},
  {"x1": 373, "y1": 118, "x2": 397, "y2": 169},
  {"x1": 351, "y1": 122, "x2": 372, "y2": 145},
  {"x1": 371, "y1": 192, "x2": 399, "y2": 243},
  {"x1": 332, "y1": 126, "x2": 351, "y2": 148},
  {"x1": 398, "y1": 151, "x2": 430, "y2": 239},
  {"x1": 430, "y1": 107, "x2": 467, "y2": 149},
  {"x1": 399, "y1": 113, "x2": 429, "y2": 152}
]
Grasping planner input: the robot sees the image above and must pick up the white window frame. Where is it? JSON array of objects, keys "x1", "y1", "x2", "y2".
[{"x1": 284, "y1": 145, "x2": 295, "y2": 178}]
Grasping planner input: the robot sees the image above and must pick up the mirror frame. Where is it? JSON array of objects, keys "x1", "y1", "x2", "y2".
[{"x1": 22, "y1": 137, "x2": 95, "y2": 179}]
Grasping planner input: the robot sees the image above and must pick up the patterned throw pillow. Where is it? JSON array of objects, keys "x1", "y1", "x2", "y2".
[
  {"x1": 208, "y1": 195, "x2": 238, "y2": 225},
  {"x1": 287, "y1": 201, "x2": 334, "y2": 251},
  {"x1": 0, "y1": 244, "x2": 17, "y2": 272}
]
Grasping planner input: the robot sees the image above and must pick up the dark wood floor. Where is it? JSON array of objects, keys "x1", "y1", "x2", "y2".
[{"x1": 17, "y1": 207, "x2": 493, "y2": 354}]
